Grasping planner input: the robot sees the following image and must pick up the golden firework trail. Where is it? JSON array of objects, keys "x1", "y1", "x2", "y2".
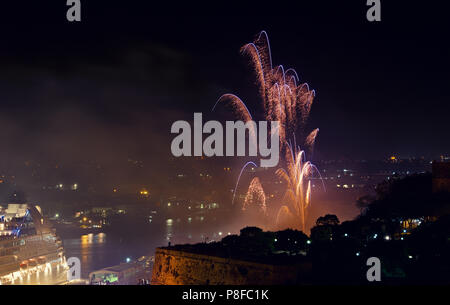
[
  {"x1": 243, "y1": 177, "x2": 267, "y2": 215},
  {"x1": 214, "y1": 31, "x2": 322, "y2": 231},
  {"x1": 276, "y1": 143, "x2": 323, "y2": 232},
  {"x1": 214, "y1": 31, "x2": 317, "y2": 147}
]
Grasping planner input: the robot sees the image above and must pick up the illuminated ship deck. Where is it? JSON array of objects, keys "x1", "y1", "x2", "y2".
[{"x1": 0, "y1": 204, "x2": 68, "y2": 285}]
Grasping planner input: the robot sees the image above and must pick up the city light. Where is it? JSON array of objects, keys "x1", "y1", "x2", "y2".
[{"x1": 0, "y1": 4, "x2": 447, "y2": 289}]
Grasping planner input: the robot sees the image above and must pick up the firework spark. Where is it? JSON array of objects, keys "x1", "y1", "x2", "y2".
[
  {"x1": 276, "y1": 144, "x2": 322, "y2": 232},
  {"x1": 215, "y1": 31, "x2": 322, "y2": 232},
  {"x1": 243, "y1": 177, "x2": 267, "y2": 215},
  {"x1": 215, "y1": 30, "x2": 317, "y2": 148},
  {"x1": 232, "y1": 161, "x2": 258, "y2": 205},
  {"x1": 305, "y1": 128, "x2": 319, "y2": 156},
  {"x1": 212, "y1": 94, "x2": 253, "y2": 123}
]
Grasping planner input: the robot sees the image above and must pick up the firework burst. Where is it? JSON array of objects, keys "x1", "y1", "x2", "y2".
[
  {"x1": 216, "y1": 31, "x2": 317, "y2": 147},
  {"x1": 215, "y1": 31, "x2": 322, "y2": 232},
  {"x1": 243, "y1": 177, "x2": 267, "y2": 215},
  {"x1": 276, "y1": 144, "x2": 323, "y2": 232}
]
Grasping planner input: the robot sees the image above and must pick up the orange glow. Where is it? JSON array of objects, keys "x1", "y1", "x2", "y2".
[
  {"x1": 244, "y1": 177, "x2": 267, "y2": 215},
  {"x1": 140, "y1": 188, "x2": 149, "y2": 196}
]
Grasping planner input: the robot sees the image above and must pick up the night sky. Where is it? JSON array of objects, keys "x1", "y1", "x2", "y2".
[{"x1": 0, "y1": 0, "x2": 449, "y2": 172}]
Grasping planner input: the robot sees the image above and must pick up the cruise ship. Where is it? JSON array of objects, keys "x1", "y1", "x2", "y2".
[{"x1": 0, "y1": 204, "x2": 67, "y2": 285}]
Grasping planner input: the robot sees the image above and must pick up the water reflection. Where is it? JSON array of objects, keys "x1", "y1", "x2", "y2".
[
  {"x1": 4, "y1": 262, "x2": 66, "y2": 285},
  {"x1": 60, "y1": 215, "x2": 241, "y2": 279}
]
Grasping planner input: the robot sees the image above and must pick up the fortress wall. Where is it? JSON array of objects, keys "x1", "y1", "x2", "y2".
[{"x1": 151, "y1": 248, "x2": 311, "y2": 285}]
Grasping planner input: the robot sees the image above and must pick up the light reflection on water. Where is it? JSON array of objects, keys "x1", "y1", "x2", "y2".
[
  {"x1": 63, "y1": 232, "x2": 126, "y2": 278},
  {"x1": 61, "y1": 217, "x2": 239, "y2": 279},
  {"x1": 2, "y1": 261, "x2": 67, "y2": 285}
]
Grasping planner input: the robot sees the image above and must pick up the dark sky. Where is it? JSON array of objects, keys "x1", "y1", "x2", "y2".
[{"x1": 0, "y1": 0, "x2": 449, "y2": 169}]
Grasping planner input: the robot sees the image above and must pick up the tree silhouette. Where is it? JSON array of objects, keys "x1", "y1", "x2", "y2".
[
  {"x1": 316, "y1": 214, "x2": 340, "y2": 226},
  {"x1": 356, "y1": 195, "x2": 375, "y2": 213}
]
